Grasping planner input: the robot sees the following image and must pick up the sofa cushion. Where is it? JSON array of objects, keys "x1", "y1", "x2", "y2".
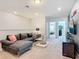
[
  {"x1": 20, "y1": 33, "x2": 28, "y2": 40},
  {"x1": 8, "y1": 35, "x2": 17, "y2": 42},
  {"x1": 27, "y1": 33, "x2": 33, "y2": 38},
  {"x1": 15, "y1": 34, "x2": 21, "y2": 40},
  {"x1": 24, "y1": 38, "x2": 33, "y2": 41}
]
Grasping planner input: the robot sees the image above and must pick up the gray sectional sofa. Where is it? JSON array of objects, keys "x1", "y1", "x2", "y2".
[{"x1": 1, "y1": 33, "x2": 41, "y2": 56}]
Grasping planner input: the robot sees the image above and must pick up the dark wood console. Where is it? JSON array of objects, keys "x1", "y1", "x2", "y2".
[{"x1": 62, "y1": 42, "x2": 75, "y2": 59}]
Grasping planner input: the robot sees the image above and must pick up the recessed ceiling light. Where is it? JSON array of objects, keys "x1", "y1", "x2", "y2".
[
  {"x1": 34, "y1": 0, "x2": 41, "y2": 4},
  {"x1": 35, "y1": 12, "x2": 39, "y2": 16},
  {"x1": 58, "y1": 7, "x2": 62, "y2": 11},
  {"x1": 14, "y1": 11, "x2": 17, "y2": 14}
]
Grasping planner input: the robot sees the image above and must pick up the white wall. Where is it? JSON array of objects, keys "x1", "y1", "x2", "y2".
[
  {"x1": 31, "y1": 15, "x2": 45, "y2": 35},
  {"x1": 70, "y1": 0, "x2": 79, "y2": 53},
  {"x1": 0, "y1": 11, "x2": 31, "y2": 40}
]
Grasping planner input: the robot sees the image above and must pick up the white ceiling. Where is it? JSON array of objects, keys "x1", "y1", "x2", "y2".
[{"x1": 0, "y1": 0, "x2": 76, "y2": 18}]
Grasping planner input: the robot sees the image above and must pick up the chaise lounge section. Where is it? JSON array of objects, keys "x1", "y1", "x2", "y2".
[{"x1": 8, "y1": 40, "x2": 33, "y2": 56}]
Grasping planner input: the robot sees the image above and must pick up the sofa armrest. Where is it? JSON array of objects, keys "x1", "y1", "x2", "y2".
[
  {"x1": 1, "y1": 40, "x2": 14, "y2": 46},
  {"x1": 32, "y1": 34, "x2": 41, "y2": 39}
]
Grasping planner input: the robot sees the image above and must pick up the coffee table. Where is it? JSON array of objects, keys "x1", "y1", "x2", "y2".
[{"x1": 35, "y1": 41, "x2": 48, "y2": 48}]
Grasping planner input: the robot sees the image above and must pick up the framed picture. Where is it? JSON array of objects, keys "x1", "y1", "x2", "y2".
[{"x1": 68, "y1": 9, "x2": 77, "y2": 34}]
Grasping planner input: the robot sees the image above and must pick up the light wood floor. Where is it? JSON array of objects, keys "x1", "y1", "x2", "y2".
[{"x1": 0, "y1": 37, "x2": 79, "y2": 59}]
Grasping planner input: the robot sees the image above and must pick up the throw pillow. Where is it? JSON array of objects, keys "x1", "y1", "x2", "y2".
[{"x1": 8, "y1": 35, "x2": 17, "y2": 42}]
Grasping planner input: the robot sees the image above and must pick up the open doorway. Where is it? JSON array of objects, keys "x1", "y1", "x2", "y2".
[
  {"x1": 57, "y1": 21, "x2": 66, "y2": 41},
  {"x1": 46, "y1": 20, "x2": 67, "y2": 41},
  {"x1": 58, "y1": 21, "x2": 66, "y2": 36}
]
